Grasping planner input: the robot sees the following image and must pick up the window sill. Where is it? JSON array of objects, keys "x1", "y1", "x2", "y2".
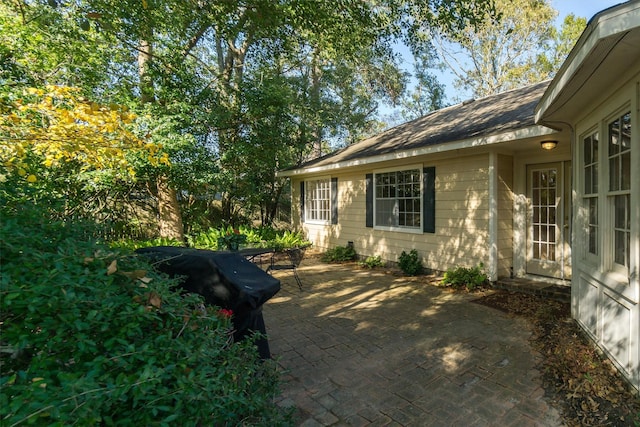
[{"x1": 373, "y1": 226, "x2": 424, "y2": 234}]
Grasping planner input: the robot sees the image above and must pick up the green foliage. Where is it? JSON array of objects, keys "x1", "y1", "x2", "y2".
[
  {"x1": 217, "y1": 229, "x2": 248, "y2": 251},
  {"x1": 112, "y1": 226, "x2": 309, "y2": 252},
  {"x1": 109, "y1": 236, "x2": 184, "y2": 251},
  {"x1": 321, "y1": 245, "x2": 357, "y2": 263},
  {"x1": 1, "y1": 0, "x2": 497, "y2": 235},
  {"x1": 430, "y1": 0, "x2": 584, "y2": 98},
  {"x1": 442, "y1": 263, "x2": 488, "y2": 290},
  {"x1": 398, "y1": 249, "x2": 423, "y2": 276},
  {"x1": 359, "y1": 255, "x2": 385, "y2": 269},
  {"x1": 271, "y1": 229, "x2": 311, "y2": 250},
  {"x1": 0, "y1": 206, "x2": 290, "y2": 426}
]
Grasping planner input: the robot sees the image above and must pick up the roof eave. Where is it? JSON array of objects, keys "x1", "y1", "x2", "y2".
[
  {"x1": 276, "y1": 125, "x2": 556, "y2": 178},
  {"x1": 535, "y1": 1, "x2": 640, "y2": 125}
]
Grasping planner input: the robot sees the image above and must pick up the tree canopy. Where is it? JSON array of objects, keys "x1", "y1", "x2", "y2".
[
  {"x1": 1, "y1": 0, "x2": 501, "y2": 237},
  {"x1": 428, "y1": 0, "x2": 586, "y2": 99}
]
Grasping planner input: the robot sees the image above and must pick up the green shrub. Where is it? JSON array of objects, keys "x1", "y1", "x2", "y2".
[
  {"x1": 359, "y1": 255, "x2": 385, "y2": 269},
  {"x1": 109, "y1": 236, "x2": 184, "y2": 251},
  {"x1": 114, "y1": 226, "x2": 310, "y2": 252},
  {"x1": 0, "y1": 207, "x2": 290, "y2": 426},
  {"x1": 442, "y1": 263, "x2": 488, "y2": 290},
  {"x1": 321, "y1": 245, "x2": 357, "y2": 263},
  {"x1": 270, "y1": 229, "x2": 310, "y2": 250},
  {"x1": 398, "y1": 249, "x2": 423, "y2": 276}
]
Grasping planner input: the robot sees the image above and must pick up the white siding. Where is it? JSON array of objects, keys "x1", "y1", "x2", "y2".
[{"x1": 572, "y1": 74, "x2": 640, "y2": 391}]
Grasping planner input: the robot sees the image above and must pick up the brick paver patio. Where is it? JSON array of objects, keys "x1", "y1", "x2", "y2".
[{"x1": 263, "y1": 256, "x2": 563, "y2": 426}]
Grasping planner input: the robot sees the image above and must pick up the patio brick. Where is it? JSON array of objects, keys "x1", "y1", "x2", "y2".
[{"x1": 264, "y1": 257, "x2": 563, "y2": 426}]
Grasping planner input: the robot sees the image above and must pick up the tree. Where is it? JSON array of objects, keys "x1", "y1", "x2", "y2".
[
  {"x1": 398, "y1": 50, "x2": 447, "y2": 121},
  {"x1": 429, "y1": 0, "x2": 585, "y2": 99},
  {"x1": 2, "y1": 0, "x2": 497, "y2": 236},
  {"x1": 535, "y1": 14, "x2": 587, "y2": 78},
  {"x1": 0, "y1": 85, "x2": 167, "y2": 181}
]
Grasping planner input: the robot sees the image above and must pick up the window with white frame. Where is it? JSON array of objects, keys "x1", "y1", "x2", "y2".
[
  {"x1": 608, "y1": 111, "x2": 631, "y2": 270},
  {"x1": 583, "y1": 131, "x2": 599, "y2": 255},
  {"x1": 375, "y1": 168, "x2": 421, "y2": 229},
  {"x1": 305, "y1": 178, "x2": 331, "y2": 223}
]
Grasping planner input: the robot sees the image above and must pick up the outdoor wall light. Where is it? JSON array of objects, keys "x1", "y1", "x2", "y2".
[{"x1": 540, "y1": 140, "x2": 558, "y2": 150}]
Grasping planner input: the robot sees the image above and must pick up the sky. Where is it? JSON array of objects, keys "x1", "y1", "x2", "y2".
[{"x1": 380, "y1": 0, "x2": 626, "y2": 120}]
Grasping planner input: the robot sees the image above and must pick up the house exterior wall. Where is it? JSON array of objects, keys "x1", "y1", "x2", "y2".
[
  {"x1": 292, "y1": 152, "x2": 513, "y2": 278},
  {"x1": 572, "y1": 72, "x2": 640, "y2": 391}
]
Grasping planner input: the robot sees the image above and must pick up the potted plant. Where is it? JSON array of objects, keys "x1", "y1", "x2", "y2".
[{"x1": 217, "y1": 229, "x2": 247, "y2": 251}]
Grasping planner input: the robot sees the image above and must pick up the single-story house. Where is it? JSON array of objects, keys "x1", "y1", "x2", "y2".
[{"x1": 277, "y1": 2, "x2": 640, "y2": 391}]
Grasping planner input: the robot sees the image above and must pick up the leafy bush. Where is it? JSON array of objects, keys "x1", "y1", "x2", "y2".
[
  {"x1": 359, "y1": 255, "x2": 385, "y2": 269},
  {"x1": 185, "y1": 226, "x2": 308, "y2": 251},
  {"x1": 398, "y1": 249, "x2": 423, "y2": 276},
  {"x1": 186, "y1": 226, "x2": 226, "y2": 249},
  {"x1": 0, "y1": 207, "x2": 290, "y2": 426},
  {"x1": 109, "y1": 236, "x2": 184, "y2": 251},
  {"x1": 321, "y1": 245, "x2": 357, "y2": 263},
  {"x1": 270, "y1": 229, "x2": 310, "y2": 250},
  {"x1": 442, "y1": 263, "x2": 488, "y2": 290}
]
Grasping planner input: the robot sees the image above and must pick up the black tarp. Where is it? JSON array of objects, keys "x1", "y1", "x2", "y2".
[{"x1": 136, "y1": 246, "x2": 280, "y2": 359}]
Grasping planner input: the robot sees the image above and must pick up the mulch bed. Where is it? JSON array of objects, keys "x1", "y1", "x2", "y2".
[{"x1": 473, "y1": 290, "x2": 640, "y2": 426}]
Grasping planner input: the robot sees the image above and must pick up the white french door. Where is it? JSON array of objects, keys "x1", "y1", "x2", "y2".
[{"x1": 526, "y1": 163, "x2": 571, "y2": 279}]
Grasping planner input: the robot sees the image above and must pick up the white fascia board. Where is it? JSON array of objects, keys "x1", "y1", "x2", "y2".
[
  {"x1": 535, "y1": 2, "x2": 640, "y2": 123},
  {"x1": 277, "y1": 125, "x2": 557, "y2": 178}
]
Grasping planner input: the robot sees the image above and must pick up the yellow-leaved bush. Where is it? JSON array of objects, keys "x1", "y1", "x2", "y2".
[{"x1": 0, "y1": 86, "x2": 169, "y2": 180}]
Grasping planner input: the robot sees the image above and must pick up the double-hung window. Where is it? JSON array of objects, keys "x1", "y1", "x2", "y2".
[
  {"x1": 608, "y1": 111, "x2": 631, "y2": 270},
  {"x1": 375, "y1": 168, "x2": 421, "y2": 230},
  {"x1": 583, "y1": 131, "x2": 599, "y2": 256},
  {"x1": 305, "y1": 178, "x2": 331, "y2": 224}
]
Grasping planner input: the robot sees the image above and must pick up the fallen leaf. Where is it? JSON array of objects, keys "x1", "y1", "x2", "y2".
[
  {"x1": 147, "y1": 292, "x2": 161, "y2": 309},
  {"x1": 106, "y1": 260, "x2": 117, "y2": 275},
  {"x1": 121, "y1": 269, "x2": 147, "y2": 279}
]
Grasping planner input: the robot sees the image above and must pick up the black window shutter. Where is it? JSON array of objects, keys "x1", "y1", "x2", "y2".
[
  {"x1": 331, "y1": 177, "x2": 338, "y2": 224},
  {"x1": 365, "y1": 173, "x2": 373, "y2": 228},
  {"x1": 300, "y1": 181, "x2": 305, "y2": 223},
  {"x1": 423, "y1": 167, "x2": 435, "y2": 233}
]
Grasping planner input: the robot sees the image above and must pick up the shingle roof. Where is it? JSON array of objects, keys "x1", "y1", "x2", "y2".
[{"x1": 289, "y1": 80, "x2": 551, "y2": 171}]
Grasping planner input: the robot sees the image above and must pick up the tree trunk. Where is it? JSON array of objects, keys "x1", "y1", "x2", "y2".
[
  {"x1": 138, "y1": 35, "x2": 185, "y2": 241},
  {"x1": 310, "y1": 52, "x2": 323, "y2": 158},
  {"x1": 156, "y1": 175, "x2": 185, "y2": 241}
]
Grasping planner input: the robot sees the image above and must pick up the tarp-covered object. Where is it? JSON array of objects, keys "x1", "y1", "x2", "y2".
[{"x1": 135, "y1": 246, "x2": 280, "y2": 359}]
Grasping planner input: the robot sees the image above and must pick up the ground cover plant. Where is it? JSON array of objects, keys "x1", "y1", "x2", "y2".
[
  {"x1": 111, "y1": 226, "x2": 310, "y2": 252},
  {"x1": 0, "y1": 205, "x2": 291, "y2": 426},
  {"x1": 398, "y1": 249, "x2": 423, "y2": 276},
  {"x1": 442, "y1": 263, "x2": 488, "y2": 290},
  {"x1": 359, "y1": 255, "x2": 385, "y2": 269},
  {"x1": 321, "y1": 244, "x2": 358, "y2": 263}
]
